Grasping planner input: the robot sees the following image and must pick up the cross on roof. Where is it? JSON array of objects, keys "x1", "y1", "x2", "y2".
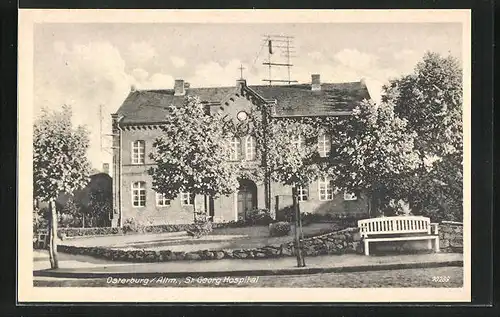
[{"x1": 239, "y1": 64, "x2": 245, "y2": 79}]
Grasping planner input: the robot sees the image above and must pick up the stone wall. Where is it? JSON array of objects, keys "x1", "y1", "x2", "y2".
[
  {"x1": 54, "y1": 221, "x2": 463, "y2": 261},
  {"x1": 57, "y1": 227, "x2": 362, "y2": 262},
  {"x1": 438, "y1": 221, "x2": 463, "y2": 253}
]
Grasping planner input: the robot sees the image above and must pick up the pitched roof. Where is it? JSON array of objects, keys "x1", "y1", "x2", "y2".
[{"x1": 115, "y1": 81, "x2": 370, "y2": 124}]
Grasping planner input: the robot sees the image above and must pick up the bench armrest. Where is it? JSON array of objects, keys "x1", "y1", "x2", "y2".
[{"x1": 430, "y1": 223, "x2": 439, "y2": 235}]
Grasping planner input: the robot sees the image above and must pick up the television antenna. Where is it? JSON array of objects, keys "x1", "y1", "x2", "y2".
[
  {"x1": 261, "y1": 34, "x2": 298, "y2": 86},
  {"x1": 98, "y1": 104, "x2": 114, "y2": 156}
]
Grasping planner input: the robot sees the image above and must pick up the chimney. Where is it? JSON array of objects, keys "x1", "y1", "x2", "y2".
[
  {"x1": 174, "y1": 79, "x2": 185, "y2": 96},
  {"x1": 311, "y1": 74, "x2": 321, "y2": 91},
  {"x1": 102, "y1": 163, "x2": 110, "y2": 175}
]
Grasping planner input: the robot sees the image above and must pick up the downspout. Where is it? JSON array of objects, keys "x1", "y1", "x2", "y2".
[{"x1": 116, "y1": 116, "x2": 124, "y2": 227}]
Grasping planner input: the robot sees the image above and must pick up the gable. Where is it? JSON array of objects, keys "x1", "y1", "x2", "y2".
[{"x1": 214, "y1": 89, "x2": 261, "y2": 124}]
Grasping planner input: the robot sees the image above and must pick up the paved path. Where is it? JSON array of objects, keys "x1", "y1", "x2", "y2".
[{"x1": 33, "y1": 250, "x2": 463, "y2": 278}]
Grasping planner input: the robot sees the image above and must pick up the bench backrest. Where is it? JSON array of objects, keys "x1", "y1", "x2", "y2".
[{"x1": 358, "y1": 216, "x2": 431, "y2": 237}]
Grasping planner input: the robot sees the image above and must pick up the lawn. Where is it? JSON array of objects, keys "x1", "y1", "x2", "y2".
[{"x1": 60, "y1": 222, "x2": 342, "y2": 252}]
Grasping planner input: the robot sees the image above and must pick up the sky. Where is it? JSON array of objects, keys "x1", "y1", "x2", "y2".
[{"x1": 33, "y1": 22, "x2": 462, "y2": 170}]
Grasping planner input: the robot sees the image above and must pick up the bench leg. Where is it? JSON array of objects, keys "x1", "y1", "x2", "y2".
[
  {"x1": 364, "y1": 239, "x2": 370, "y2": 256},
  {"x1": 434, "y1": 236, "x2": 440, "y2": 252}
]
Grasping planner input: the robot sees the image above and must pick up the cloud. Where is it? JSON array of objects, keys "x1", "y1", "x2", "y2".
[
  {"x1": 333, "y1": 49, "x2": 379, "y2": 70},
  {"x1": 131, "y1": 68, "x2": 150, "y2": 82},
  {"x1": 170, "y1": 56, "x2": 186, "y2": 68},
  {"x1": 34, "y1": 41, "x2": 135, "y2": 170},
  {"x1": 292, "y1": 49, "x2": 401, "y2": 103},
  {"x1": 127, "y1": 41, "x2": 157, "y2": 64},
  {"x1": 187, "y1": 59, "x2": 260, "y2": 87},
  {"x1": 393, "y1": 49, "x2": 425, "y2": 73},
  {"x1": 307, "y1": 51, "x2": 325, "y2": 61},
  {"x1": 137, "y1": 73, "x2": 175, "y2": 90}
]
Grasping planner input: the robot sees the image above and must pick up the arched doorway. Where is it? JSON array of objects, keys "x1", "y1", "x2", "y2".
[{"x1": 237, "y1": 179, "x2": 257, "y2": 220}]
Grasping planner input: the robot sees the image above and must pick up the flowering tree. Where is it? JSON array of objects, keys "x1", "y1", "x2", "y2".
[
  {"x1": 266, "y1": 118, "x2": 323, "y2": 267},
  {"x1": 33, "y1": 105, "x2": 92, "y2": 268},
  {"x1": 327, "y1": 99, "x2": 420, "y2": 216},
  {"x1": 149, "y1": 96, "x2": 241, "y2": 221},
  {"x1": 382, "y1": 52, "x2": 463, "y2": 220}
]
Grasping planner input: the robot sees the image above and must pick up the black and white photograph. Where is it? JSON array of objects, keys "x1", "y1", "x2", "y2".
[{"x1": 18, "y1": 9, "x2": 471, "y2": 302}]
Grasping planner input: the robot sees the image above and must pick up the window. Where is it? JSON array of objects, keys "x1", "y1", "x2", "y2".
[
  {"x1": 344, "y1": 192, "x2": 357, "y2": 201},
  {"x1": 318, "y1": 134, "x2": 331, "y2": 157},
  {"x1": 297, "y1": 185, "x2": 309, "y2": 201},
  {"x1": 132, "y1": 181, "x2": 146, "y2": 207},
  {"x1": 230, "y1": 137, "x2": 241, "y2": 161},
  {"x1": 181, "y1": 192, "x2": 194, "y2": 206},
  {"x1": 132, "y1": 140, "x2": 145, "y2": 164},
  {"x1": 245, "y1": 136, "x2": 256, "y2": 161},
  {"x1": 156, "y1": 192, "x2": 171, "y2": 207},
  {"x1": 291, "y1": 134, "x2": 305, "y2": 149},
  {"x1": 318, "y1": 178, "x2": 333, "y2": 201}
]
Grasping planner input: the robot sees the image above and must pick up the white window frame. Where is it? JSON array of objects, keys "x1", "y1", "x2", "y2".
[
  {"x1": 156, "y1": 192, "x2": 171, "y2": 207},
  {"x1": 181, "y1": 192, "x2": 194, "y2": 206},
  {"x1": 131, "y1": 140, "x2": 145, "y2": 164},
  {"x1": 297, "y1": 185, "x2": 309, "y2": 202},
  {"x1": 318, "y1": 178, "x2": 333, "y2": 201},
  {"x1": 291, "y1": 134, "x2": 304, "y2": 149},
  {"x1": 318, "y1": 134, "x2": 331, "y2": 157},
  {"x1": 230, "y1": 137, "x2": 241, "y2": 161},
  {"x1": 344, "y1": 191, "x2": 358, "y2": 201},
  {"x1": 245, "y1": 136, "x2": 256, "y2": 161},
  {"x1": 131, "y1": 181, "x2": 146, "y2": 207}
]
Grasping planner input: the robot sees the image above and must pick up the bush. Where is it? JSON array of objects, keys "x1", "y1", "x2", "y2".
[
  {"x1": 245, "y1": 208, "x2": 273, "y2": 225},
  {"x1": 186, "y1": 216, "x2": 213, "y2": 238},
  {"x1": 122, "y1": 217, "x2": 148, "y2": 234},
  {"x1": 58, "y1": 213, "x2": 81, "y2": 228},
  {"x1": 269, "y1": 221, "x2": 291, "y2": 237}
]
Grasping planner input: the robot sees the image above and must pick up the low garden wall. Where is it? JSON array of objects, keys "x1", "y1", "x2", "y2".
[
  {"x1": 55, "y1": 222, "x2": 249, "y2": 239},
  {"x1": 438, "y1": 221, "x2": 463, "y2": 253},
  {"x1": 49, "y1": 221, "x2": 463, "y2": 262},
  {"x1": 49, "y1": 218, "x2": 361, "y2": 239},
  {"x1": 57, "y1": 227, "x2": 362, "y2": 262}
]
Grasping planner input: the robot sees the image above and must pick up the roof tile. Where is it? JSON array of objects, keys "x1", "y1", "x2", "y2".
[{"x1": 116, "y1": 82, "x2": 370, "y2": 124}]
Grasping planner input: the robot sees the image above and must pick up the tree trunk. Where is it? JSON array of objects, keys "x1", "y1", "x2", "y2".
[
  {"x1": 370, "y1": 188, "x2": 380, "y2": 217},
  {"x1": 82, "y1": 213, "x2": 85, "y2": 228},
  {"x1": 48, "y1": 199, "x2": 59, "y2": 269},
  {"x1": 367, "y1": 195, "x2": 372, "y2": 218},
  {"x1": 264, "y1": 176, "x2": 270, "y2": 210},
  {"x1": 297, "y1": 196, "x2": 306, "y2": 267},
  {"x1": 292, "y1": 186, "x2": 305, "y2": 267},
  {"x1": 192, "y1": 194, "x2": 197, "y2": 222}
]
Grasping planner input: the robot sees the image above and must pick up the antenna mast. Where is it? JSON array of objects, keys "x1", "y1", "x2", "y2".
[
  {"x1": 99, "y1": 104, "x2": 103, "y2": 153},
  {"x1": 261, "y1": 34, "x2": 297, "y2": 86}
]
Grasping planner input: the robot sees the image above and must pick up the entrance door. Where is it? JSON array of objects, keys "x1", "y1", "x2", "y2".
[{"x1": 237, "y1": 180, "x2": 257, "y2": 220}]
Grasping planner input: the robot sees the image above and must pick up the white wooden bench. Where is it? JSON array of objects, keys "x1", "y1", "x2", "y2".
[
  {"x1": 34, "y1": 229, "x2": 49, "y2": 249},
  {"x1": 358, "y1": 216, "x2": 439, "y2": 255}
]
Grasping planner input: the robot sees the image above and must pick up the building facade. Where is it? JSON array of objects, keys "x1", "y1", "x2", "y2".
[{"x1": 110, "y1": 75, "x2": 371, "y2": 227}]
